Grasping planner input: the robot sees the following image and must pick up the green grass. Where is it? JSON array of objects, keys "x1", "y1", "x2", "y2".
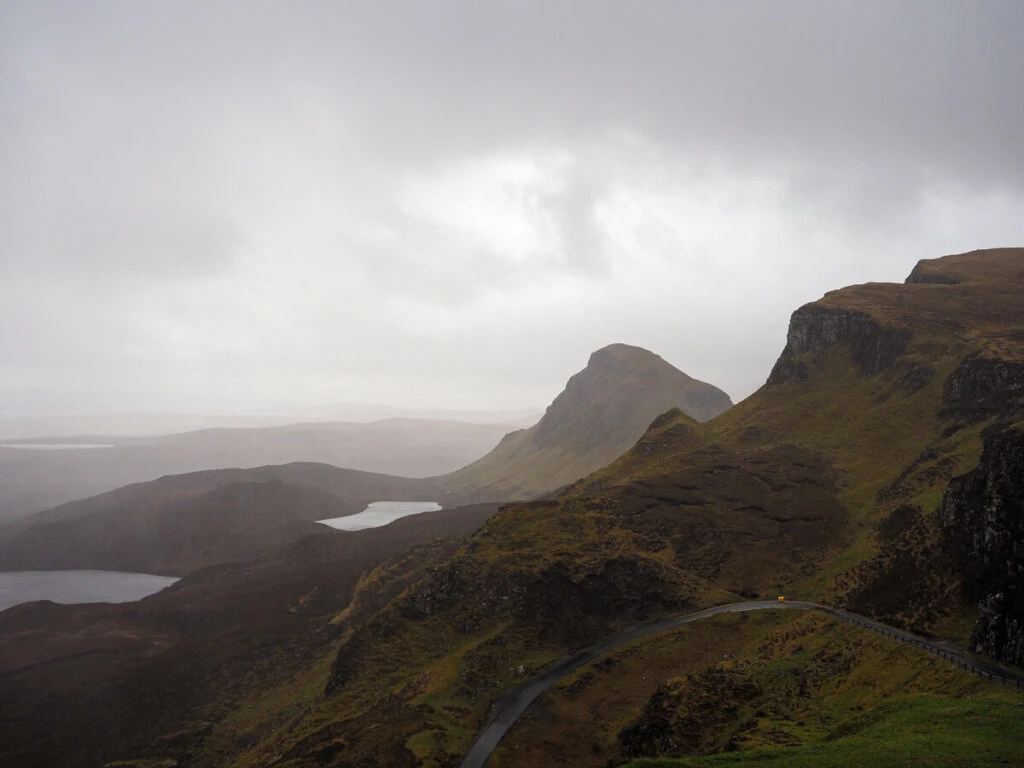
[
  {"x1": 495, "y1": 609, "x2": 1017, "y2": 768},
  {"x1": 619, "y1": 692, "x2": 1024, "y2": 767}
]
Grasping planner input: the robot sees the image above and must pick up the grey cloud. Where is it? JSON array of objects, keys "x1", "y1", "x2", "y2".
[
  {"x1": 293, "y1": 1, "x2": 1024, "y2": 187},
  {"x1": 1, "y1": 1, "x2": 1022, "y2": 415},
  {"x1": 543, "y1": 165, "x2": 607, "y2": 274}
]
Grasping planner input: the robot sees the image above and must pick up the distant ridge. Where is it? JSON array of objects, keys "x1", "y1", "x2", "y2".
[
  {"x1": 0, "y1": 417, "x2": 512, "y2": 523},
  {"x1": 439, "y1": 343, "x2": 733, "y2": 498},
  {"x1": 0, "y1": 463, "x2": 460, "y2": 576}
]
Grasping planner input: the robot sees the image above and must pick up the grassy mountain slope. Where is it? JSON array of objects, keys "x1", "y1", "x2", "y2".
[
  {"x1": 0, "y1": 463, "x2": 462, "y2": 575},
  {"x1": 201, "y1": 249, "x2": 1024, "y2": 767},
  {"x1": 440, "y1": 343, "x2": 733, "y2": 499}
]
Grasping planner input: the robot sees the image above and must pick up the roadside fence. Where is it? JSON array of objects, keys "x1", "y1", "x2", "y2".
[{"x1": 822, "y1": 607, "x2": 1024, "y2": 691}]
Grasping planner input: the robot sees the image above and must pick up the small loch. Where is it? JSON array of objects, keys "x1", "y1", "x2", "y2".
[{"x1": 317, "y1": 500, "x2": 442, "y2": 531}]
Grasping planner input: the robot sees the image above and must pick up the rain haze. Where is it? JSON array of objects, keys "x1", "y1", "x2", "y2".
[{"x1": 3, "y1": 1, "x2": 1023, "y2": 418}]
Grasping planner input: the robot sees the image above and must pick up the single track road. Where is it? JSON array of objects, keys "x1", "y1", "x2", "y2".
[{"x1": 459, "y1": 600, "x2": 1024, "y2": 768}]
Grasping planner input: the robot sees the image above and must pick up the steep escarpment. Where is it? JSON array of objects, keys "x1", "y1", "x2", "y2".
[
  {"x1": 942, "y1": 353, "x2": 1024, "y2": 423},
  {"x1": 767, "y1": 304, "x2": 911, "y2": 384},
  {"x1": 940, "y1": 424, "x2": 1024, "y2": 666},
  {"x1": 440, "y1": 343, "x2": 732, "y2": 499},
  {"x1": 757, "y1": 250, "x2": 1024, "y2": 638},
  {"x1": 769, "y1": 249, "x2": 1024, "y2": 398}
]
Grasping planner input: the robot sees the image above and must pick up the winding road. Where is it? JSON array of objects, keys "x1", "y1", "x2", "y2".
[{"x1": 459, "y1": 600, "x2": 1024, "y2": 768}]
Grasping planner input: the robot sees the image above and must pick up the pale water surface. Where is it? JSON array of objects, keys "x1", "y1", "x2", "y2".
[
  {"x1": 0, "y1": 570, "x2": 178, "y2": 612},
  {"x1": 318, "y1": 500, "x2": 442, "y2": 531}
]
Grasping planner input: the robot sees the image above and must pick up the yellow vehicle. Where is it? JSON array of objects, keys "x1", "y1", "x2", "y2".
[{"x1": 778, "y1": 595, "x2": 785, "y2": 602}]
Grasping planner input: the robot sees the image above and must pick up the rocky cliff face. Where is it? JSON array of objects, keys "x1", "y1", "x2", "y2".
[
  {"x1": 942, "y1": 353, "x2": 1024, "y2": 422},
  {"x1": 940, "y1": 425, "x2": 1024, "y2": 666},
  {"x1": 767, "y1": 305, "x2": 910, "y2": 385}
]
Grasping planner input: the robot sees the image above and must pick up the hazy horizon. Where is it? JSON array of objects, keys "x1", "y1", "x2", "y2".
[
  {"x1": 0, "y1": 405, "x2": 544, "y2": 442},
  {"x1": 3, "y1": 1, "x2": 1023, "y2": 416}
]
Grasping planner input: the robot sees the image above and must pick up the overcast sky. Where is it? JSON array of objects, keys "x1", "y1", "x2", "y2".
[{"x1": 2, "y1": 1, "x2": 1023, "y2": 417}]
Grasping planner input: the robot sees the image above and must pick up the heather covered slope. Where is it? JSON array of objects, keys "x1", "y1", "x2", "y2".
[{"x1": 440, "y1": 343, "x2": 733, "y2": 499}]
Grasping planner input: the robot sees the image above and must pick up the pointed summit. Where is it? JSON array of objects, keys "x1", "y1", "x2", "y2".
[{"x1": 440, "y1": 343, "x2": 732, "y2": 498}]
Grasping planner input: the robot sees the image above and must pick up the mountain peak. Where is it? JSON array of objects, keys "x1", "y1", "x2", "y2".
[
  {"x1": 441, "y1": 344, "x2": 732, "y2": 498},
  {"x1": 583, "y1": 343, "x2": 696, "y2": 380},
  {"x1": 588, "y1": 342, "x2": 666, "y2": 364}
]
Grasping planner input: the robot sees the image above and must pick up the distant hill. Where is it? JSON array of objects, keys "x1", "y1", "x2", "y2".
[
  {"x1": 0, "y1": 417, "x2": 510, "y2": 523},
  {"x1": 0, "y1": 345, "x2": 730, "y2": 575},
  {"x1": 0, "y1": 463, "x2": 463, "y2": 575},
  {"x1": 440, "y1": 343, "x2": 733, "y2": 498}
]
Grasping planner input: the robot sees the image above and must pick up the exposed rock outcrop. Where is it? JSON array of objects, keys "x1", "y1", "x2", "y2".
[
  {"x1": 939, "y1": 425, "x2": 1024, "y2": 666},
  {"x1": 941, "y1": 353, "x2": 1024, "y2": 422},
  {"x1": 767, "y1": 305, "x2": 910, "y2": 385}
]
